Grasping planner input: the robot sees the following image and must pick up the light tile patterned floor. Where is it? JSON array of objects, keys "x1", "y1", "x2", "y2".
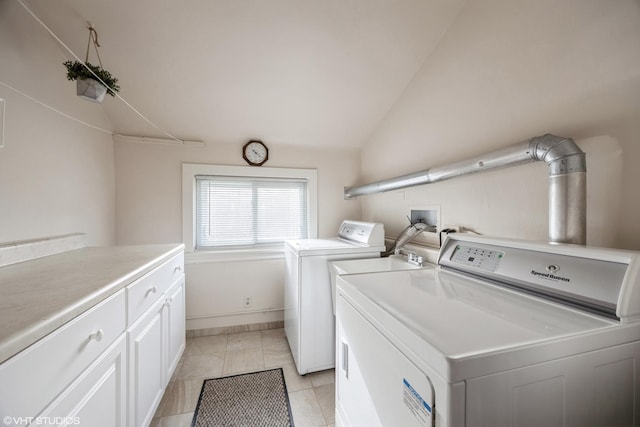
[{"x1": 151, "y1": 328, "x2": 335, "y2": 427}]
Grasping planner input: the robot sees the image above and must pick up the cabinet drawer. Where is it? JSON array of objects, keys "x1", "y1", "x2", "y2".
[
  {"x1": 39, "y1": 335, "x2": 127, "y2": 427},
  {"x1": 126, "y1": 253, "x2": 184, "y2": 324},
  {"x1": 0, "y1": 289, "x2": 126, "y2": 418}
]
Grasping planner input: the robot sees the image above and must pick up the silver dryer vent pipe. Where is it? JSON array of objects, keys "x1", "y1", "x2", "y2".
[{"x1": 345, "y1": 134, "x2": 587, "y2": 245}]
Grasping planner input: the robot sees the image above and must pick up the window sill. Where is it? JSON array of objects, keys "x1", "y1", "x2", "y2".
[{"x1": 185, "y1": 247, "x2": 285, "y2": 264}]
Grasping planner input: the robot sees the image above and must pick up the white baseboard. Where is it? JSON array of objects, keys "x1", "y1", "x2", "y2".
[{"x1": 186, "y1": 310, "x2": 284, "y2": 335}]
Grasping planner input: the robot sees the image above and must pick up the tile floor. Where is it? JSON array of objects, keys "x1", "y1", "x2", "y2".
[{"x1": 151, "y1": 328, "x2": 335, "y2": 427}]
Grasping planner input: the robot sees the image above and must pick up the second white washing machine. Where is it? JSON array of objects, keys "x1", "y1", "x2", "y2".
[{"x1": 284, "y1": 220, "x2": 385, "y2": 375}]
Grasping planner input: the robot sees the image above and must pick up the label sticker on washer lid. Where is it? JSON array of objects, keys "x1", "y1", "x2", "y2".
[{"x1": 403, "y1": 378, "x2": 431, "y2": 425}]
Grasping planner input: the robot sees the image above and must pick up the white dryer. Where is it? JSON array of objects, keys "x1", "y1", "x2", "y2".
[
  {"x1": 285, "y1": 220, "x2": 385, "y2": 375},
  {"x1": 336, "y1": 234, "x2": 640, "y2": 426}
]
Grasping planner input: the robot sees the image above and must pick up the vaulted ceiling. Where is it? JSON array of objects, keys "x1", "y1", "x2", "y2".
[{"x1": 23, "y1": 0, "x2": 464, "y2": 148}]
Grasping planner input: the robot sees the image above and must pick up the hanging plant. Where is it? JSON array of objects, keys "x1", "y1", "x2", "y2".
[
  {"x1": 62, "y1": 26, "x2": 120, "y2": 102},
  {"x1": 63, "y1": 60, "x2": 120, "y2": 96}
]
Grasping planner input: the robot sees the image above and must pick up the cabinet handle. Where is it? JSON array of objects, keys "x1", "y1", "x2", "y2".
[
  {"x1": 173, "y1": 266, "x2": 182, "y2": 273},
  {"x1": 341, "y1": 341, "x2": 349, "y2": 379},
  {"x1": 146, "y1": 285, "x2": 158, "y2": 296},
  {"x1": 89, "y1": 329, "x2": 104, "y2": 342}
]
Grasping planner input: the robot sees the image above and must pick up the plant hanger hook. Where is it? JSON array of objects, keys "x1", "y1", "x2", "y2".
[{"x1": 85, "y1": 25, "x2": 103, "y2": 68}]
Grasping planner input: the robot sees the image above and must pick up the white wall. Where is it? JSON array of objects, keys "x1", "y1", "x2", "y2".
[
  {"x1": 114, "y1": 140, "x2": 361, "y2": 329},
  {"x1": 360, "y1": 0, "x2": 640, "y2": 250},
  {"x1": 0, "y1": 1, "x2": 115, "y2": 246}
]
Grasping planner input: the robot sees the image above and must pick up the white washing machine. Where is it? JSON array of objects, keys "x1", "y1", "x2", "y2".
[
  {"x1": 336, "y1": 234, "x2": 640, "y2": 426},
  {"x1": 285, "y1": 220, "x2": 385, "y2": 375}
]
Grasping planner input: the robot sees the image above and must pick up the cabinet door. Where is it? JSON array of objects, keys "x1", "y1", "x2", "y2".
[
  {"x1": 165, "y1": 277, "x2": 186, "y2": 384},
  {"x1": 39, "y1": 335, "x2": 127, "y2": 427},
  {"x1": 128, "y1": 298, "x2": 165, "y2": 427}
]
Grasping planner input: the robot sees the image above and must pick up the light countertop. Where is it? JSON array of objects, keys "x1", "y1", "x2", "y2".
[{"x1": 0, "y1": 243, "x2": 184, "y2": 364}]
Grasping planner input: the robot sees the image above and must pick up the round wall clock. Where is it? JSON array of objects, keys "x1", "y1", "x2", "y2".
[{"x1": 242, "y1": 140, "x2": 269, "y2": 166}]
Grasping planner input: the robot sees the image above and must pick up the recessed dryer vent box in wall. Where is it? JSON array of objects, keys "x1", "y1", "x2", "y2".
[{"x1": 410, "y1": 209, "x2": 437, "y2": 228}]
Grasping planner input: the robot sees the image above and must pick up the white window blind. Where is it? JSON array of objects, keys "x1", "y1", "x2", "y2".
[{"x1": 195, "y1": 175, "x2": 308, "y2": 249}]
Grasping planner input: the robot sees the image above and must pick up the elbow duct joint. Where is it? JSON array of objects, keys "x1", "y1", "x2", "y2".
[{"x1": 528, "y1": 134, "x2": 586, "y2": 175}]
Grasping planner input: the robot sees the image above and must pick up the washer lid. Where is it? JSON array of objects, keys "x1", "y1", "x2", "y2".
[{"x1": 340, "y1": 268, "x2": 615, "y2": 360}]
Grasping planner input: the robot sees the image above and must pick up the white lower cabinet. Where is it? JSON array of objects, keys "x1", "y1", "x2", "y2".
[
  {"x1": 128, "y1": 276, "x2": 186, "y2": 427},
  {"x1": 0, "y1": 248, "x2": 185, "y2": 427},
  {"x1": 40, "y1": 335, "x2": 127, "y2": 427},
  {"x1": 0, "y1": 290, "x2": 126, "y2": 421}
]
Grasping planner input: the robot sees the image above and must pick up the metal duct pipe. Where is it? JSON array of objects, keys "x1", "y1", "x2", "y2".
[{"x1": 345, "y1": 134, "x2": 587, "y2": 245}]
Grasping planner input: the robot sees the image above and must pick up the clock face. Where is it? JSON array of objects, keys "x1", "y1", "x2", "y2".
[{"x1": 243, "y1": 140, "x2": 268, "y2": 166}]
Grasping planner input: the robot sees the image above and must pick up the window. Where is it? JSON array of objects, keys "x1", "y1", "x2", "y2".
[
  {"x1": 183, "y1": 164, "x2": 317, "y2": 255},
  {"x1": 195, "y1": 175, "x2": 308, "y2": 249}
]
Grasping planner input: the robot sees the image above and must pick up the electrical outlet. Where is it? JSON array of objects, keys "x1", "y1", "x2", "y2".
[{"x1": 243, "y1": 296, "x2": 252, "y2": 308}]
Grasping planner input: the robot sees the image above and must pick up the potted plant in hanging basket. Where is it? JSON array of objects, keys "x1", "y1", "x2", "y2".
[
  {"x1": 63, "y1": 26, "x2": 120, "y2": 103},
  {"x1": 63, "y1": 60, "x2": 120, "y2": 103}
]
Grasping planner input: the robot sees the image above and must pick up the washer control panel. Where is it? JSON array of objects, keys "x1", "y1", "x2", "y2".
[
  {"x1": 450, "y1": 245, "x2": 504, "y2": 272},
  {"x1": 438, "y1": 234, "x2": 632, "y2": 319},
  {"x1": 338, "y1": 220, "x2": 385, "y2": 246}
]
